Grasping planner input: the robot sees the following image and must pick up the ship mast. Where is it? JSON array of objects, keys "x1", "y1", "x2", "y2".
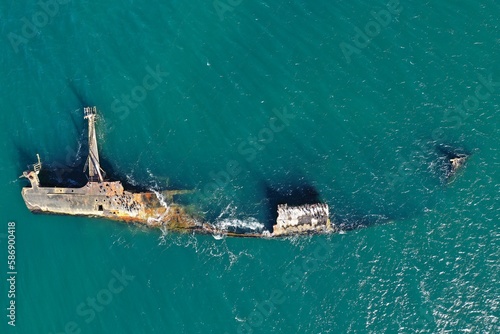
[{"x1": 83, "y1": 107, "x2": 104, "y2": 182}]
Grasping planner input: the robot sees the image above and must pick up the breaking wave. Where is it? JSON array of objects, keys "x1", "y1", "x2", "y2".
[
  {"x1": 215, "y1": 217, "x2": 264, "y2": 232},
  {"x1": 213, "y1": 203, "x2": 265, "y2": 233}
]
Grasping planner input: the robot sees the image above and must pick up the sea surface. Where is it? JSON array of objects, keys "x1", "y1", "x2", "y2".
[{"x1": 1, "y1": 1, "x2": 499, "y2": 333}]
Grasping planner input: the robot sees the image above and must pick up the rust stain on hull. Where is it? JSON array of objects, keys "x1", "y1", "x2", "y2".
[{"x1": 21, "y1": 181, "x2": 202, "y2": 232}]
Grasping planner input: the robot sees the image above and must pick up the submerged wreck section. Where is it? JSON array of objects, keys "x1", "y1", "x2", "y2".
[
  {"x1": 436, "y1": 145, "x2": 469, "y2": 181},
  {"x1": 273, "y1": 203, "x2": 333, "y2": 236},
  {"x1": 20, "y1": 107, "x2": 334, "y2": 238},
  {"x1": 447, "y1": 154, "x2": 468, "y2": 179}
]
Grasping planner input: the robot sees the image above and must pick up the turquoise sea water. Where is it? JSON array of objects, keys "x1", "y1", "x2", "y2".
[{"x1": 1, "y1": 1, "x2": 499, "y2": 333}]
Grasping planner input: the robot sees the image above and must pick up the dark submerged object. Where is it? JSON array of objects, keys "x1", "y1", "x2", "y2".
[
  {"x1": 434, "y1": 144, "x2": 470, "y2": 181},
  {"x1": 448, "y1": 154, "x2": 468, "y2": 178}
]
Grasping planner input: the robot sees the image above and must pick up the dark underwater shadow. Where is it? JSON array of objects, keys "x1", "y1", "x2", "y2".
[
  {"x1": 262, "y1": 181, "x2": 322, "y2": 233},
  {"x1": 15, "y1": 137, "x2": 153, "y2": 193}
]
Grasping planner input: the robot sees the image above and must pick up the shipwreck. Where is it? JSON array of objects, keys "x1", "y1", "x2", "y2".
[{"x1": 20, "y1": 107, "x2": 333, "y2": 237}]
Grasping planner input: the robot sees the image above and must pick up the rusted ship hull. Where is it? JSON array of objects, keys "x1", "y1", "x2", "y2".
[
  {"x1": 21, "y1": 181, "x2": 201, "y2": 231},
  {"x1": 20, "y1": 107, "x2": 334, "y2": 237},
  {"x1": 21, "y1": 182, "x2": 334, "y2": 237}
]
